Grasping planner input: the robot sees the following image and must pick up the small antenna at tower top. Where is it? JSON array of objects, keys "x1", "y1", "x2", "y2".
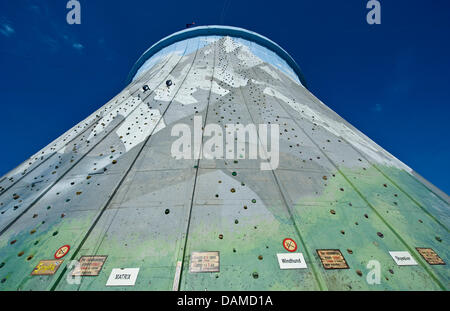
[{"x1": 186, "y1": 22, "x2": 196, "y2": 28}]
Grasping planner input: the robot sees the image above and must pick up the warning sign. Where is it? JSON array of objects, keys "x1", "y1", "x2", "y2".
[
  {"x1": 283, "y1": 238, "x2": 297, "y2": 252},
  {"x1": 71, "y1": 255, "x2": 108, "y2": 276},
  {"x1": 31, "y1": 259, "x2": 64, "y2": 276},
  {"x1": 317, "y1": 249, "x2": 349, "y2": 270},
  {"x1": 416, "y1": 248, "x2": 445, "y2": 265},
  {"x1": 189, "y1": 252, "x2": 220, "y2": 273},
  {"x1": 54, "y1": 245, "x2": 70, "y2": 259}
]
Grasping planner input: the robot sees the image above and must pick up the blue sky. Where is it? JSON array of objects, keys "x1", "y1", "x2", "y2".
[{"x1": 0, "y1": 0, "x2": 449, "y2": 194}]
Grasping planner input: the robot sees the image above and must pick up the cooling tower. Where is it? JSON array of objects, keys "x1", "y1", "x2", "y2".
[{"x1": 0, "y1": 26, "x2": 448, "y2": 291}]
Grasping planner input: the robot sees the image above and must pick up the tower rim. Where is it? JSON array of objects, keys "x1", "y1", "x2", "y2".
[{"x1": 126, "y1": 25, "x2": 308, "y2": 88}]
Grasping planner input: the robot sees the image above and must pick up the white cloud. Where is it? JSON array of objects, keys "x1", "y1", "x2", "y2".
[
  {"x1": 372, "y1": 103, "x2": 383, "y2": 112},
  {"x1": 72, "y1": 42, "x2": 84, "y2": 50},
  {"x1": 0, "y1": 24, "x2": 15, "y2": 37}
]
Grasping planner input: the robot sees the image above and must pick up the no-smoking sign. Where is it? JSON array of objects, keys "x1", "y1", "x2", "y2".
[
  {"x1": 283, "y1": 238, "x2": 297, "y2": 252},
  {"x1": 54, "y1": 245, "x2": 70, "y2": 259}
]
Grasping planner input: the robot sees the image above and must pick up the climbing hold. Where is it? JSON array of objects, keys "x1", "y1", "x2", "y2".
[
  {"x1": 166, "y1": 80, "x2": 172, "y2": 87},
  {"x1": 165, "y1": 209, "x2": 170, "y2": 215},
  {"x1": 230, "y1": 188, "x2": 236, "y2": 193},
  {"x1": 322, "y1": 176, "x2": 327, "y2": 181},
  {"x1": 330, "y1": 209, "x2": 336, "y2": 215},
  {"x1": 76, "y1": 192, "x2": 82, "y2": 195},
  {"x1": 347, "y1": 249, "x2": 353, "y2": 254},
  {"x1": 340, "y1": 230, "x2": 345, "y2": 235},
  {"x1": 142, "y1": 85, "x2": 150, "y2": 92},
  {"x1": 435, "y1": 236, "x2": 442, "y2": 242},
  {"x1": 356, "y1": 270, "x2": 363, "y2": 277},
  {"x1": 258, "y1": 255, "x2": 263, "y2": 260},
  {"x1": 252, "y1": 272, "x2": 259, "y2": 279},
  {"x1": 218, "y1": 234, "x2": 224, "y2": 240},
  {"x1": 112, "y1": 160, "x2": 117, "y2": 164},
  {"x1": 377, "y1": 232, "x2": 384, "y2": 238},
  {"x1": 251, "y1": 199, "x2": 256, "y2": 203}
]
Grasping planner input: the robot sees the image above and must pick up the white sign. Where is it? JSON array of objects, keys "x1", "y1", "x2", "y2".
[
  {"x1": 277, "y1": 253, "x2": 307, "y2": 269},
  {"x1": 106, "y1": 268, "x2": 140, "y2": 286},
  {"x1": 389, "y1": 251, "x2": 418, "y2": 266}
]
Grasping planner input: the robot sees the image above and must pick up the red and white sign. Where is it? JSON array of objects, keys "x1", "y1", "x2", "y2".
[
  {"x1": 54, "y1": 245, "x2": 71, "y2": 259},
  {"x1": 283, "y1": 238, "x2": 297, "y2": 252}
]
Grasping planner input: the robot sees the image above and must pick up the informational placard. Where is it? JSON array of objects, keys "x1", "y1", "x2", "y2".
[
  {"x1": 31, "y1": 259, "x2": 64, "y2": 276},
  {"x1": 106, "y1": 268, "x2": 140, "y2": 286},
  {"x1": 283, "y1": 238, "x2": 297, "y2": 252},
  {"x1": 189, "y1": 252, "x2": 220, "y2": 273},
  {"x1": 316, "y1": 249, "x2": 349, "y2": 270},
  {"x1": 54, "y1": 245, "x2": 70, "y2": 259},
  {"x1": 389, "y1": 251, "x2": 418, "y2": 266},
  {"x1": 277, "y1": 253, "x2": 307, "y2": 269},
  {"x1": 416, "y1": 248, "x2": 445, "y2": 265},
  {"x1": 71, "y1": 255, "x2": 108, "y2": 276}
]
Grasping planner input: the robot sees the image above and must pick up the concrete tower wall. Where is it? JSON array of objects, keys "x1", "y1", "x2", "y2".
[{"x1": 0, "y1": 26, "x2": 448, "y2": 291}]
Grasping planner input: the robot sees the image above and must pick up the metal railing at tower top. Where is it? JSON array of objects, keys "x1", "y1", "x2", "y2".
[{"x1": 126, "y1": 25, "x2": 308, "y2": 89}]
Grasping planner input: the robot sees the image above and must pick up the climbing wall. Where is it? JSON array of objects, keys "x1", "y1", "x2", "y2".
[{"x1": 0, "y1": 30, "x2": 448, "y2": 291}]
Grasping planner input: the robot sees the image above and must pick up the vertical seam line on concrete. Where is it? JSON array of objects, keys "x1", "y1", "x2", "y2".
[
  {"x1": 267, "y1": 83, "x2": 447, "y2": 291},
  {"x1": 69, "y1": 44, "x2": 200, "y2": 291},
  {"x1": 0, "y1": 56, "x2": 169, "y2": 198},
  {"x1": 0, "y1": 45, "x2": 186, "y2": 237},
  {"x1": 0, "y1": 54, "x2": 171, "y2": 195},
  {"x1": 337, "y1": 136, "x2": 449, "y2": 232},
  {"x1": 241, "y1": 68, "x2": 325, "y2": 291},
  {"x1": 177, "y1": 39, "x2": 217, "y2": 291},
  {"x1": 299, "y1": 87, "x2": 449, "y2": 205},
  {"x1": 50, "y1": 40, "x2": 201, "y2": 291}
]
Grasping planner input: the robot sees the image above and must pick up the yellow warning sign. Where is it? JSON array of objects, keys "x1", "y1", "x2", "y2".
[
  {"x1": 189, "y1": 252, "x2": 220, "y2": 273},
  {"x1": 31, "y1": 259, "x2": 64, "y2": 276},
  {"x1": 416, "y1": 248, "x2": 445, "y2": 265},
  {"x1": 317, "y1": 249, "x2": 349, "y2": 270}
]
